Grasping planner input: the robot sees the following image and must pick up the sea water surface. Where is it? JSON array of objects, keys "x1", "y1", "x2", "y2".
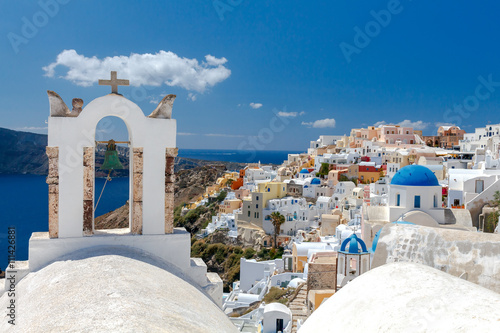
[
  {"x1": 178, "y1": 149, "x2": 303, "y2": 165},
  {"x1": 0, "y1": 149, "x2": 303, "y2": 270},
  {"x1": 0, "y1": 175, "x2": 129, "y2": 270}
]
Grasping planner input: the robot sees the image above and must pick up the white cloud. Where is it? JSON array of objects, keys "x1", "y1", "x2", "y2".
[
  {"x1": 278, "y1": 111, "x2": 298, "y2": 117},
  {"x1": 187, "y1": 93, "x2": 197, "y2": 101},
  {"x1": 205, "y1": 54, "x2": 228, "y2": 66},
  {"x1": 277, "y1": 111, "x2": 306, "y2": 118},
  {"x1": 374, "y1": 119, "x2": 429, "y2": 130},
  {"x1": 15, "y1": 126, "x2": 48, "y2": 133},
  {"x1": 43, "y1": 49, "x2": 231, "y2": 93},
  {"x1": 177, "y1": 132, "x2": 245, "y2": 138},
  {"x1": 434, "y1": 122, "x2": 455, "y2": 128},
  {"x1": 205, "y1": 133, "x2": 245, "y2": 138},
  {"x1": 249, "y1": 103, "x2": 263, "y2": 109},
  {"x1": 301, "y1": 118, "x2": 336, "y2": 128}
]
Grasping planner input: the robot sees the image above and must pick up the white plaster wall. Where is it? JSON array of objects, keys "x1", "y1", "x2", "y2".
[
  {"x1": 389, "y1": 185, "x2": 443, "y2": 222},
  {"x1": 263, "y1": 304, "x2": 292, "y2": 333},
  {"x1": 240, "y1": 258, "x2": 275, "y2": 292},
  {"x1": 48, "y1": 94, "x2": 176, "y2": 237},
  {"x1": 28, "y1": 229, "x2": 190, "y2": 273}
]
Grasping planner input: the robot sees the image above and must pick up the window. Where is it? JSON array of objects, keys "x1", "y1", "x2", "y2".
[
  {"x1": 248, "y1": 211, "x2": 250, "y2": 217},
  {"x1": 434, "y1": 195, "x2": 438, "y2": 208},
  {"x1": 414, "y1": 195, "x2": 421, "y2": 208},
  {"x1": 475, "y1": 180, "x2": 484, "y2": 193},
  {"x1": 256, "y1": 196, "x2": 259, "y2": 200},
  {"x1": 256, "y1": 204, "x2": 259, "y2": 209}
]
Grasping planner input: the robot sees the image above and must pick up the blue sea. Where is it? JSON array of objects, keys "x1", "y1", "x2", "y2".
[
  {"x1": 178, "y1": 149, "x2": 303, "y2": 165},
  {"x1": 0, "y1": 149, "x2": 302, "y2": 270}
]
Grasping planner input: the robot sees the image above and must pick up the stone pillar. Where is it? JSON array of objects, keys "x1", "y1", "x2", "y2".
[
  {"x1": 83, "y1": 147, "x2": 94, "y2": 236},
  {"x1": 131, "y1": 147, "x2": 144, "y2": 234},
  {"x1": 165, "y1": 148, "x2": 178, "y2": 234},
  {"x1": 46, "y1": 147, "x2": 59, "y2": 238}
]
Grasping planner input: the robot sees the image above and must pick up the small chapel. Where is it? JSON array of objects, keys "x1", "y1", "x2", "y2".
[{"x1": 0, "y1": 72, "x2": 238, "y2": 332}]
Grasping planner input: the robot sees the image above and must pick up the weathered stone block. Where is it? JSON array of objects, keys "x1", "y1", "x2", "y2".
[
  {"x1": 83, "y1": 147, "x2": 94, "y2": 167},
  {"x1": 133, "y1": 147, "x2": 144, "y2": 173},
  {"x1": 48, "y1": 158, "x2": 59, "y2": 179},
  {"x1": 132, "y1": 201, "x2": 143, "y2": 234},
  {"x1": 165, "y1": 182, "x2": 175, "y2": 194},
  {"x1": 83, "y1": 200, "x2": 93, "y2": 236},
  {"x1": 165, "y1": 193, "x2": 174, "y2": 234},
  {"x1": 165, "y1": 147, "x2": 178, "y2": 157},
  {"x1": 46, "y1": 146, "x2": 59, "y2": 159},
  {"x1": 83, "y1": 168, "x2": 94, "y2": 201},
  {"x1": 48, "y1": 187, "x2": 59, "y2": 238},
  {"x1": 165, "y1": 155, "x2": 175, "y2": 173},
  {"x1": 165, "y1": 174, "x2": 175, "y2": 184},
  {"x1": 133, "y1": 173, "x2": 143, "y2": 202}
]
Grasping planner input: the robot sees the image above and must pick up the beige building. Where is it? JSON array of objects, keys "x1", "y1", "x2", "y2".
[
  {"x1": 307, "y1": 252, "x2": 337, "y2": 313},
  {"x1": 219, "y1": 199, "x2": 242, "y2": 214}
]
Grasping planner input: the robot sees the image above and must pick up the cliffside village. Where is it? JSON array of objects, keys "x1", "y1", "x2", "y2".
[
  {"x1": 184, "y1": 123, "x2": 500, "y2": 332},
  {"x1": 3, "y1": 84, "x2": 499, "y2": 332}
]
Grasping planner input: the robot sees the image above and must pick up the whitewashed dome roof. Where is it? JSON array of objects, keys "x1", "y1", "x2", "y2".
[
  {"x1": 299, "y1": 262, "x2": 500, "y2": 333},
  {"x1": 0, "y1": 247, "x2": 238, "y2": 333}
]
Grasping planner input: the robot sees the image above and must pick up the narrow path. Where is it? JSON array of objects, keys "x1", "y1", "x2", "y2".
[{"x1": 289, "y1": 283, "x2": 308, "y2": 333}]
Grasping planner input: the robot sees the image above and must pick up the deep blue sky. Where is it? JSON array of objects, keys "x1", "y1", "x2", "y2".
[{"x1": 1, "y1": 0, "x2": 500, "y2": 150}]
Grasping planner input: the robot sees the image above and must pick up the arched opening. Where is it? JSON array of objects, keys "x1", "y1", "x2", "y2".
[{"x1": 93, "y1": 116, "x2": 131, "y2": 232}]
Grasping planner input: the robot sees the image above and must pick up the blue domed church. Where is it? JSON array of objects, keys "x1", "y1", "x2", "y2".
[{"x1": 389, "y1": 165, "x2": 445, "y2": 225}]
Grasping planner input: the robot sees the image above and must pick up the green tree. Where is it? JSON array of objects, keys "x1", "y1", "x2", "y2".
[
  {"x1": 485, "y1": 191, "x2": 500, "y2": 233},
  {"x1": 491, "y1": 191, "x2": 500, "y2": 207},
  {"x1": 216, "y1": 190, "x2": 227, "y2": 203},
  {"x1": 317, "y1": 163, "x2": 330, "y2": 177},
  {"x1": 485, "y1": 211, "x2": 499, "y2": 233},
  {"x1": 270, "y1": 212, "x2": 285, "y2": 248}
]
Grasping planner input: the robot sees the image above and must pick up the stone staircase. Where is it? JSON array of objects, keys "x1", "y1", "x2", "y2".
[{"x1": 289, "y1": 283, "x2": 308, "y2": 333}]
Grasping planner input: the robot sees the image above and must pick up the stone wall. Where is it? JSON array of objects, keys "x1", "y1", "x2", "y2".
[
  {"x1": 307, "y1": 261, "x2": 337, "y2": 293},
  {"x1": 372, "y1": 223, "x2": 500, "y2": 293}
]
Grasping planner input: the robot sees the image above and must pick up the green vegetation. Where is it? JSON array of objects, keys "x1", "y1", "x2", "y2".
[
  {"x1": 339, "y1": 174, "x2": 358, "y2": 185},
  {"x1": 485, "y1": 211, "x2": 499, "y2": 233},
  {"x1": 317, "y1": 162, "x2": 330, "y2": 177},
  {"x1": 217, "y1": 190, "x2": 227, "y2": 203},
  {"x1": 191, "y1": 239, "x2": 249, "y2": 291},
  {"x1": 485, "y1": 191, "x2": 500, "y2": 233},
  {"x1": 257, "y1": 247, "x2": 284, "y2": 260},
  {"x1": 263, "y1": 287, "x2": 294, "y2": 305},
  {"x1": 243, "y1": 248, "x2": 256, "y2": 259}
]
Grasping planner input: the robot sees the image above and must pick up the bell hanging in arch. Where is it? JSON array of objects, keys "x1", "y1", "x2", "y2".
[{"x1": 100, "y1": 139, "x2": 124, "y2": 170}]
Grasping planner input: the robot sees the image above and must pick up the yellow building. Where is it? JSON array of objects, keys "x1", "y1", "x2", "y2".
[
  {"x1": 256, "y1": 182, "x2": 287, "y2": 205},
  {"x1": 237, "y1": 182, "x2": 287, "y2": 228}
]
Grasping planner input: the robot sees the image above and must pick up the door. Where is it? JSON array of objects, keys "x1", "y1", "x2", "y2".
[
  {"x1": 276, "y1": 318, "x2": 284, "y2": 332},
  {"x1": 475, "y1": 180, "x2": 484, "y2": 193}
]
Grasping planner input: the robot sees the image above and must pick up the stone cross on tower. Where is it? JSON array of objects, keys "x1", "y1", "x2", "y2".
[{"x1": 98, "y1": 71, "x2": 129, "y2": 94}]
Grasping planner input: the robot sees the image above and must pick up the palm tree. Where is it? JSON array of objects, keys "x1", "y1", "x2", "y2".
[{"x1": 270, "y1": 212, "x2": 285, "y2": 248}]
